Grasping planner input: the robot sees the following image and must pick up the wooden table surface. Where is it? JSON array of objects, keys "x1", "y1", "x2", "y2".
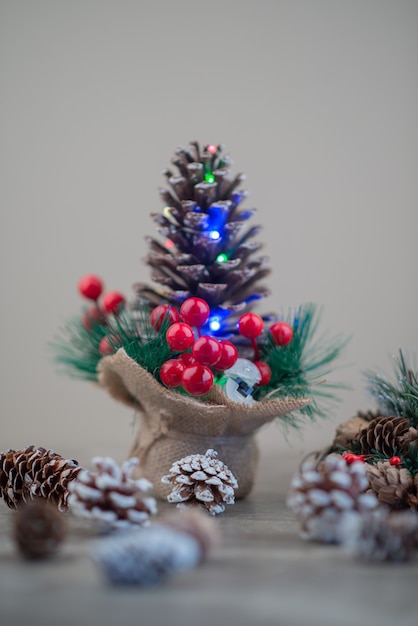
[{"x1": 0, "y1": 442, "x2": 417, "y2": 626}]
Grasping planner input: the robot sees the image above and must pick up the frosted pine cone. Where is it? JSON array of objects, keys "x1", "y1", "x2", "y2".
[
  {"x1": 0, "y1": 445, "x2": 81, "y2": 511},
  {"x1": 161, "y1": 449, "x2": 238, "y2": 516},
  {"x1": 93, "y1": 525, "x2": 202, "y2": 586},
  {"x1": 13, "y1": 499, "x2": 67, "y2": 560},
  {"x1": 68, "y1": 457, "x2": 157, "y2": 529},
  {"x1": 343, "y1": 509, "x2": 418, "y2": 562},
  {"x1": 365, "y1": 461, "x2": 413, "y2": 509},
  {"x1": 358, "y1": 416, "x2": 410, "y2": 456},
  {"x1": 287, "y1": 454, "x2": 378, "y2": 543}
]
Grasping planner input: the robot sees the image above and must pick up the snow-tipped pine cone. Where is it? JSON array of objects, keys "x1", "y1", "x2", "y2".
[
  {"x1": 0, "y1": 445, "x2": 81, "y2": 511},
  {"x1": 68, "y1": 457, "x2": 157, "y2": 529},
  {"x1": 287, "y1": 454, "x2": 378, "y2": 543},
  {"x1": 161, "y1": 449, "x2": 238, "y2": 516},
  {"x1": 364, "y1": 461, "x2": 414, "y2": 510},
  {"x1": 343, "y1": 509, "x2": 418, "y2": 562}
]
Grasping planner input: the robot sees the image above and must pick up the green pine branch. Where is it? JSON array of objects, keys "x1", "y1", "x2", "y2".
[
  {"x1": 253, "y1": 303, "x2": 349, "y2": 425},
  {"x1": 364, "y1": 350, "x2": 418, "y2": 428}
]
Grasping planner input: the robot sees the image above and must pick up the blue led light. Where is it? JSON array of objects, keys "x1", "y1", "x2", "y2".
[
  {"x1": 209, "y1": 319, "x2": 221, "y2": 331},
  {"x1": 209, "y1": 230, "x2": 220, "y2": 240}
]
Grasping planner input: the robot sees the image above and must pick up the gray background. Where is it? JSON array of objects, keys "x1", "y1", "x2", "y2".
[{"x1": 1, "y1": 0, "x2": 417, "y2": 471}]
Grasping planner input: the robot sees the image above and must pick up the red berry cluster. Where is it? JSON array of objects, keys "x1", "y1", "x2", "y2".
[
  {"x1": 152, "y1": 297, "x2": 239, "y2": 396},
  {"x1": 78, "y1": 274, "x2": 126, "y2": 356},
  {"x1": 151, "y1": 299, "x2": 295, "y2": 397},
  {"x1": 342, "y1": 452, "x2": 365, "y2": 464}
]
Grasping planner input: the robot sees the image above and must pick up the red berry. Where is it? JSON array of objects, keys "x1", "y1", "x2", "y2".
[
  {"x1": 178, "y1": 352, "x2": 196, "y2": 366},
  {"x1": 160, "y1": 359, "x2": 186, "y2": 387},
  {"x1": 254, "y1": 361, "x2": 272, "y2": 386},
  {"x1": 180, "y1": 297, "x2": 210, "y2": 327},
  {"x1": 214, "y1": 341, "x2": 238, "y2": 370},
  {"x1": 192, "y1": 336, "x2": 222, "y2": 366},
  {"x1": 82, "y1": 306, "x2": 106, "y2": 331},
  {"x1": 389, "y1": 455, "x2": 402, "y2": 466},
  {"x1": 102, "y1": 291, "x2": 125, "y2": 314},
  {"x1": 342, "y1": 452, "x2": 365, "y2": 465},
  {"x1": 78, "y1": 274, "x2": 103, "y2": 301},
  {"x1": 99, "y1": 335, "x2": 117, "y2": 356},
  {"x1": 166, "y1": 322, "x2": 195, "y2": 351},
  {"x1": 238, "y1": 313, "x2": 264, "y2": 339},
  {"x1": 151, "y1": 305, "x2": 180, "y2": 331},
  {"x1": 270, "y1": 321, "x2": 293, "y2": 346},
  {"x1": 182, "y1": 364, "x2": 214, "y2": 396}
]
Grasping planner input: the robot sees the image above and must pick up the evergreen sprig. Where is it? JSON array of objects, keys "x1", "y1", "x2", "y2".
[
  {"x1": 52, "y1": 301, "x2": 173, "y2": 382},
  {"x1": 364, "y1": 350, "x2": 418, "y2": 428},
  {"x1": 253, "y1": 303, "x2": 348, "y2": 423}
]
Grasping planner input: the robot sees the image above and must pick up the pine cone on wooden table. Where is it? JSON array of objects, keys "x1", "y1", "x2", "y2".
[
  {"x1": 68, "y1": 456, "x2": 157, "y2": 529},
  {"x1": 287, "y1": 454, "x2": 378, "y2": 543},
  {"x1": 161, "y1": 448, "x2": 238, "y2": 515},
  {"x1": 0, "y1": 445, "x2": 81, "y2": 511},
  {"x1": 13, "y1": 499, "x2": 67, "y2": 559}
]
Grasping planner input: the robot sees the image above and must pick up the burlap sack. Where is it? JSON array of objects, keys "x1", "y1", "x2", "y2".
[{"x1": 97, "y1": 349, "x2": 310, "y2": 499}]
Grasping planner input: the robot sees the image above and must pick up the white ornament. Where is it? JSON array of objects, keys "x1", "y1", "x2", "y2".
[{"x1": 224, "y1": 358, "x2": 261, "y2": 405}]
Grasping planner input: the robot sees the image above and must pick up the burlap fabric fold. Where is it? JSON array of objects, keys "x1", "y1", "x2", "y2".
[{"x1": 97, "y1": 349, "x2": 310, "y2": 499}]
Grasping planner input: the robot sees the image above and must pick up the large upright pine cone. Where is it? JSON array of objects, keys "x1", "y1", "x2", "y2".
[
  {"x1": 161, "y1": 449, "x2": 238, "y2": 516},
  {"x1": 68, "y1": 457, "x2": 157, "y2": 529},
  {"x1": 365, "y1": 461, "x2": 413, "y2": 509},
  {"x1": 0, "y1": 445, "x2": 81, "y2": 511},
  {"x1": 134, "y1": 141, "x2": 271, "y2": 330},
  {"x1": 358, "y1": 416, "x2": 410, "y2": 456},
  {"x1": 287, "y1": 454, "x2": 377, "y2": 543}
]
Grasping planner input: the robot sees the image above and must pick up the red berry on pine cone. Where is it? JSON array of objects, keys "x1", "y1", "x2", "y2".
[
  {"x1": 166, "y1": 322, "x2": 195, "y2": 352},
  {"x1": 214, "y1": 341, "x2": 238, "y2": 370},
  {"x1": 160, "y1": 359, "x2": 186, "y2": 387},
  {"x1": 99, "y1": 336, "x2": 117, "y2": 356},
  {"x1": 389, "y1": 456, "x2": 402, "y2": 466},
  {"x1": 151, "y1": 305, "x2": 180, "y2": 331},
  {"x1": 254, "y1": 361, "x2": 272, "y2": 386},
  {"x1": 78, "y1": 275, "x2": 103, "y2": 301},
  {"x1": 192, "y1": 336, "x2": 222, "y2": 366},
  {"x1": 182, "y1": 364, "x2": 214, "y2": 396},
  {"x1": 180, "y1": 297, "x2": 210, "y2": 328},
  {"x1": 102, "y1": 291, "x2": 125, "y2": 314},
  {"x1": 269, "y1": 321, "x2": 293, "y2": 346},
  {"x1": 238, "y1": 313, "x2": 264, "y2": 339}
]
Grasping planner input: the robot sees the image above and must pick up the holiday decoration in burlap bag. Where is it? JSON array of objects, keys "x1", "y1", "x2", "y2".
[{"x1": 98, "y1": 349, "x2": 309, "y2": 498}]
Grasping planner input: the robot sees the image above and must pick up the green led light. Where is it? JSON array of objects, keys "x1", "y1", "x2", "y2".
[
  {"x1": 216, "y1": 253, "x2": 228, "y2": 263},
  {"x1": 205, "y1": 172, "x2": 215, "y2": 184}
]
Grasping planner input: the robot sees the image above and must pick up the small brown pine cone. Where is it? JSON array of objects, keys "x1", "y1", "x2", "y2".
[
  {"x1": 331, "y1": 416, "x2": 370, "y2": 451},
  {"x1": 365, "y1": 461, "x2": 413, "y2": 509},
  {"x1": 287, "y1": 454, "x2": 378, "y2": 543},
  {"x1": 161, "y1": 449, "x2": 238, "y2": 516},
  {"x1": 358, "y1": 416, "x2": 410, "y2": 457},
  {"x1": 406, "y1": 474, "x2": 418, "y2": 510},
  {"x1": 0, "y1": 446, "x2": 82, "y2": 511},
  {"x1": 343, "y1": 509, "x2": 418, "y2": 562},
  {"x1": 68, "y1": 457, "x2": 157, "y2": 529},
  {"x1": 13, "y1": 499, "x2": 67, "y2": 559}
]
